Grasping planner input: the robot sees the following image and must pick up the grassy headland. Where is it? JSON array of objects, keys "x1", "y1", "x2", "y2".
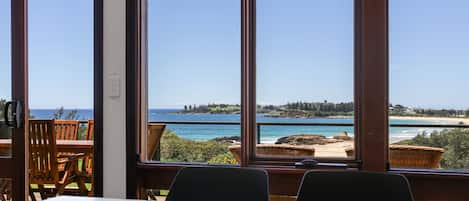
[{"x1": 179, "y1": 101, "x2": 469, "y2": 121}]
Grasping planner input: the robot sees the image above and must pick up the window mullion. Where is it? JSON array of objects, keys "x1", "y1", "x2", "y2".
[
  {"x1": 241, "y1": 0, "x2": 256, "y2": 167},
  {"x1": 357, "y1": 0, "x2": 389, "y2": 172}
]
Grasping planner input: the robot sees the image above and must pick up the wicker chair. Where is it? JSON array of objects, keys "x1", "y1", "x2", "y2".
[
  {"x1": 344, "y1": 145, "x2": 445, "y2": 169},
  {"x1": 29, "y1": 120, "x2": 86, "y2": 199},
  {"x1": 390, "y1": 145, "x2": 444, "y2": 169},
  {"x1": 147, "y1": 123, "x2": 166, "y2": 161},
  {"x1": 229, "y1": 144, "x2": 315, "y2": 162}
]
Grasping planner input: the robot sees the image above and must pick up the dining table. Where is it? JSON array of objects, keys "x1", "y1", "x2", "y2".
[{"x1": 0, "y1": 139, "x2": 93, "y2": 155}]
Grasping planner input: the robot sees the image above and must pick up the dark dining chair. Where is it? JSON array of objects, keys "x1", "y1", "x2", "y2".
[
  {"x1": 166, "y1": 167, "x2": 269, "y2": 201},
  {"x1": 297, "y1": 171, "x2": 414, "y2": 201}
]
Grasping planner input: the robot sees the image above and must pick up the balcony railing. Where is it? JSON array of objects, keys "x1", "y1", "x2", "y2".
[{"x1": 149, "y1": 120, "x2": 469, "y2": 144}]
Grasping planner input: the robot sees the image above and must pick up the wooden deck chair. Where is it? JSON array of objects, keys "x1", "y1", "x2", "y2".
[
  {"x1": 53, "y1": 120, "x2": 80, "y2": 176},
  {"x1": 147, "y1": 124, "x2": 166, "y2": 161},
  {"x1": 54, "y1": 120, "x2": 79, "y2": 140},
  {"x1": 85, "y1": 120, "x2": 94, "y2": 141},
  {"x1": 81, "y1": 120, "x2": 94, "y2": 195},
  {"x1": 29, "y1": 120, "x2": 87, "y2": 199}
]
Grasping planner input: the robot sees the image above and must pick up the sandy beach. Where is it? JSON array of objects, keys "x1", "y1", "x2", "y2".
[
  {"x1": 307, "y1": 116, "x2": 469, "y2": 157},
  {"x1": 328, "y1": 115, "x2": 469, "y2": 124},
  {"x1": 310, "y1": 141, "x2": 353, "y2": 158},
  {"x1": 389, "y1": 116, "x2": 469, "y2": 124}
]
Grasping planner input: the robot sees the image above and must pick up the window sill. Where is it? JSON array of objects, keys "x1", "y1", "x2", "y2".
[
  {"x1": 137, "y1": 161, "x2": 357, "y2": 172},
  {"x1": 389, "y1": 168, "x2": 469, "y2": 180}
]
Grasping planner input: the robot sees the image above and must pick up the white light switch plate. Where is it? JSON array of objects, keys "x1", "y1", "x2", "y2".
[{"x1": 109, "y1": 74, "x2": 121, "y2": 98}]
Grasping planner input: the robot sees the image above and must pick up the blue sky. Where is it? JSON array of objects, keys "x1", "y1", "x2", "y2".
[
  {"x1": 390, "y1": 0, "x2": 469, "y2": 109},
  {"x1": 1, "y1": 0, "x2": 469, "y2": 109},
  {"x1": 0, "y1": 0, "x2": 93, "y2": 109}
]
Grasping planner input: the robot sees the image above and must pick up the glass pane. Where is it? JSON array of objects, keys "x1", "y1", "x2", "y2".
[
  {"x1": 28, "y1": 0, "x2": 95, "y2": 195},
  {"x1": 147, "y1": 0, "x2": 240, "y2": 164},
  {"x1": 390, "y1": 0, "x2": 469, "y2": 171},
  {"x1": 256, "y1": 0, "x2": 354, "y2": 159},
  {"x1": 29, "y1": 0, "x2": 94, "y2": 129},
  {"x1": 0, "y1": 0, "x2": 12, "y2": 157}
]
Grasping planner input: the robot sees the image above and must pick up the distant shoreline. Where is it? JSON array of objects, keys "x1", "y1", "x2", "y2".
[
  {"x1": 166, "y1": 111, "x2": 469, "y2": 124},
  {"x1": 30, "y1": 108, "x2": 469, "y2": 125}
]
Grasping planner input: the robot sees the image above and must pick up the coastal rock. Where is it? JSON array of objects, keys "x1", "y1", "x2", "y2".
[
  {"x1": 275, "y1": 134, "x2": 342, "y2": 145},
  {"x1": 212, "y1": 136, "x2": 240, "y2": 144},
  {"x1": 333, "y1": 131, "x2": 353, "y2": 141}
]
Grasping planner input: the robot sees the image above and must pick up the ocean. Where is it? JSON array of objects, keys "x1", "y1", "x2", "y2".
[{"x1": 31, "y1": 109, "x2": 451, "y2": 143}]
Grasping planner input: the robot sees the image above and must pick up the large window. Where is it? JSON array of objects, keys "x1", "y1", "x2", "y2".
[
  {"x1": 389, "y1": 0, "x2": 469, "y2": 171},
  {"x1": 140, "y1": 0, "x2": 469, "y2": 172},
  {"x1": 147, "y1": 0, "x2": 241, "y2": 164},
  {"x1": 133, "y1": 0, "x2": 469, "y2": 199},
  {"x1": 255, "y1": 0, "x2": 354, "y2": 160},
  {"x1": 145, "y1": 0, "x2": 354, "y2": 166}
]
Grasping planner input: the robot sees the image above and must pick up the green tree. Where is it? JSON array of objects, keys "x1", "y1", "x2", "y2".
[
  {"x1": 0, "y1": 99, "x2": 6, "y2": 120},
  {"x1": 52, "y1": 106, "x2": 80, "y2": 120},
  {"x1": 159, "y1": 130, "x2": 232, "y2": 163}
]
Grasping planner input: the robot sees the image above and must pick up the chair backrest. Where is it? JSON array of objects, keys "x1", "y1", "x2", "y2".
[
  {"x1": 297, "y1": 171, "x2": 414, "y2": 201},
  {"x1": 83, "y1": 120, "x2": 95, "y2": 179},
  {"x1": 147, "y1": 123, "x2": 166, "y2": 160},
  {"x1": 54, "y1": 120, "x2": 79, "y2": 140},
  {"x1": 86, "y1": 120, "x2": 94, "y2": 140},
  {"x1": 228, "y1": 144, "x2": 315, "y2": 163},
  {"x1": 167, "y1": 167, "x2": 269, "y2": 201},
  {"x1": 29, "y1": 120, "x2": 59, "y2": 183}
]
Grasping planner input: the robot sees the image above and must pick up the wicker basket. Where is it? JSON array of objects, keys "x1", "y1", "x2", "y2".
[
  {"x1": 229, "y1": 144, "x2": 315, "y2": 162},
  {"x1": 389, "y1": 145, "x2": 444, "y2": 169},
  {"x1": 344, "y1": 145, "x2": 444, "y2": 169},
  {"x1": 345, "y1": 146, "x2": 354, "y2": 158}
]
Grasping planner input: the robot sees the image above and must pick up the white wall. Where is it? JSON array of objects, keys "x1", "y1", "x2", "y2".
[{"x1": 103, "y1": 0, "x2": 126, "y2": 198}]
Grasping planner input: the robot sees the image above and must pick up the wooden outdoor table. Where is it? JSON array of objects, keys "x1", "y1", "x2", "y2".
[{"x1": 0, "y1": 139, "x2": 93, "y2": 155}]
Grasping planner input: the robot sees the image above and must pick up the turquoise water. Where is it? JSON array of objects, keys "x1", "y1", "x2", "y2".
[{"x1": 31, "y1": 109, "x2": 451, "y2": 143}]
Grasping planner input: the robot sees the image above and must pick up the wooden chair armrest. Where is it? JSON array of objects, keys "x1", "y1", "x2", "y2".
[{"x1": 57, "y1": 153, "x2": 85, "y2": 163}]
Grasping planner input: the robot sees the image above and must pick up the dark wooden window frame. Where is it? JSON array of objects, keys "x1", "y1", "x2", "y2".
[
  {"x1": 93, "y1": 0, "x2": 104, "y2": 197},
  {"x1": 244, "y1": 0, "x2": 363, "y2": 167},
  {"x1": 126, "y1": 0, "x2": 469, "y2": 199}
]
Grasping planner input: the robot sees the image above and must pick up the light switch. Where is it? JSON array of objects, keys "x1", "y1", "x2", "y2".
[{"x1": 109, "y1": 74, "x2": 121, "y2": 98}]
